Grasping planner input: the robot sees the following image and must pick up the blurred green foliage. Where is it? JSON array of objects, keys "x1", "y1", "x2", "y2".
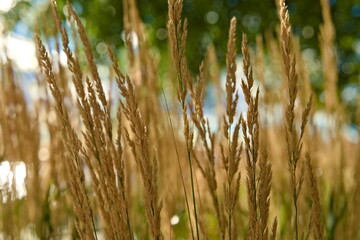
[
  {"x1": 3, "y1": 0, "x2": 360, "y2": 88},
  {"x1": 56, "y1": 0, "x2": 360, "y2": 87}
]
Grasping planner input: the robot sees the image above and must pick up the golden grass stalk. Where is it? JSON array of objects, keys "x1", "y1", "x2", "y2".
[
  {"x1": 51, "y1": 2, "x2": 134, "y2": 238},
  {"x1": 279, "y1": 1, "x2": 313, "y2": 239},
  {"x1": 241, "y1": 33, "x2": 275, "y2": 240},
  {"x1": 122, "y1": 0, "x2": 161, "y2": 134},
  {"x1": 168, "y1": 0, "x2": 200, "y2": 238},
  {"x1": 218, "y1": 17, "x2": 243, "y2": 240},
  {"x1": 35, "y1": 34, "x2": 97, "y2": 240},
  {"x1": 109, "y1": 47, "x2": 163, "y2": 240},
  {"x1": 319, "y1": 0, "x2": 338, "y2": 112},
  {"x1": 254, "y1": 35, "x2": 265, "y2": 86},
  {"x1": 293, "y1": 37, "x2": 313, "y2": 107},
  {"x1": 348, "y1": 137, "x2": 360, "y2": 239},
  {"x1": 66, "y1": 3, "x2": 112, "y2": 138},
  {"x1": 224, "y1": 17, "x2": 239, "y2": 128},
  {"x1": 160, "y1": 85, "x2": 195, "y2": 239},
  {"x1": 190, "y1": 62, "x2": 225, "y2": 239},
  {"x1": 270, "y1": 218, "x2": 278, "y2": 240},
  {"x1": 240, "y1": 33, "x2": 259, "y2": 239},
  {"x1": 258, "y1": 146, "x2": 273, "y2": 240},
  {"x1": 0, "y1": 60, "x2": 43, "y2": 237},
  {"x1": 305, "y1": 153, "x2": 324, "y2": 240},
  {"x1": 206, "y1": 44, "x2": 223, "y2": 121}
]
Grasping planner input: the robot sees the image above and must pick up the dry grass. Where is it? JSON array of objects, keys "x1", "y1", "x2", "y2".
[
  {"x1": 279, "y1": 1, "x2": 313, "y2": 239},
  {"x1": 0, "y1": 0, "x2": 359, "y2": 239}
]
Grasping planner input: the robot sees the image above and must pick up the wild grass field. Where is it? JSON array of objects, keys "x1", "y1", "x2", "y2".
[{"x1": 0, "y1": 0, "x2": 359, "y2": 239}]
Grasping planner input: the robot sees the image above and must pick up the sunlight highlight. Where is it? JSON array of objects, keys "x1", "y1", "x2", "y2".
[{"x1": 0, "y1": 0, "x2": 16, "y2": 13}]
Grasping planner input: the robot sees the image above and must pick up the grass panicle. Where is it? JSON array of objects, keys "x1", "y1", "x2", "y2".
[{"x1": 2, "y1": 0, "x2": 356, "y2": 239}]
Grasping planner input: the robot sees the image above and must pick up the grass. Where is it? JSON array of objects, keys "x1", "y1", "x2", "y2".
[{"x1": 0, "y1": 0, "x2": 359, "y2": 239}]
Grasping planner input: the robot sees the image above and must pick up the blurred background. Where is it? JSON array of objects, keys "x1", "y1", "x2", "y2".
[{"x1": 0, "y1": 0, "x2": 359, "y2": 110}]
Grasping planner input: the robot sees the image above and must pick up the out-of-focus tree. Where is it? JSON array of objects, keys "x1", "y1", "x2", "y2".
[{"x1": 2, "y1": 0, "x2": 360, "y2": 90}]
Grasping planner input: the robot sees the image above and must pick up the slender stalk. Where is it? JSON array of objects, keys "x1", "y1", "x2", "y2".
[
  {"x1": 294, "y1": 198, "x2": 299, "y2": 240},
  {"x1": 279, "y1": 1, "x2": 313, "y2": 239},
  {"x1": 228, "y1": 125, "x2": 232, "y2": 240},
  {"x1": 188, "y1": 149, "x2": 200, "y2": 240},
  {"x1": 228, "y1": 211, "x2": 232, "y2": 240},
  {"x1": 167, "y1": 1, "x2": 200, "y2": 238},
  {"x1": 161, "y1": 88, "x2": 195, "y2": 240}
]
